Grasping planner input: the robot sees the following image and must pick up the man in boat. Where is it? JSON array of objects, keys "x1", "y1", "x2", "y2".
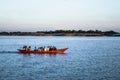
[
  {"x1": 23, "y1": 45, "x2": 27, "y2": 50},
  {"x1": 38, "y1": 47, "x2": 44, "y2": 51},
  {"x1": 28, "y1": 46, "x2": 31, "y2": 51},
  {"x1": 38, "y1": 47, "x2": 42, "y2": 51},
  {"x1": 48, "y1": 46, "x2": 57, "y2": 51},
  {"x1": 34, "y1": 46, "x2": 37, "y2": 51},
  {"x1": 44, "y1": 46, "x2": 49, "y2": 51},
  {"x1": 52, "y1": 46, "x2": 57, "y2": 51}
]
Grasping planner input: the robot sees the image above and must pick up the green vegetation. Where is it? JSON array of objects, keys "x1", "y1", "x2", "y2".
[{"x1": 0, "y1": 30, "x2": 120, "y2": 36}]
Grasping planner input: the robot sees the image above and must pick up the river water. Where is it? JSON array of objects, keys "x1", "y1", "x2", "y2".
[{"x1": 0, "y1": 36, "x2": 120, "y2": 80}]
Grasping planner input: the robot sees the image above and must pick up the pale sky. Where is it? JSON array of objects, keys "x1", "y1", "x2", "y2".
[{"x1": 0, "y1": 0, "x2": 120, "y2": 32}]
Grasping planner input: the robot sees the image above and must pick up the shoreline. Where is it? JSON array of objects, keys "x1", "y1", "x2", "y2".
[
  {"x1": 0, "y1": 30, "x2": 120, "y2": 36},
  {"x1": 0, "y1": 34, "x2": 120, "y2": 36}
]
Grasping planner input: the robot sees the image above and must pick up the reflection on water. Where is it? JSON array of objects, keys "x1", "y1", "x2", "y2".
[{"x1": 0, "y1": 36, "x2": 120, "y2": 80}]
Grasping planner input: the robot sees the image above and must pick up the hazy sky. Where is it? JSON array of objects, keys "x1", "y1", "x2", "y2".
[{"x1": 0, "y1": 0, "x2": 120, "y2": 32}]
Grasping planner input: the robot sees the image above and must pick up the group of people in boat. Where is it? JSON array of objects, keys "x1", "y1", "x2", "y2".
[{"x1": 22, "y1": 45, "x2": 57, "y2": 51}]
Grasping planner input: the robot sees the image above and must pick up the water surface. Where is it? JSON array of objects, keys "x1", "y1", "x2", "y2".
[{"x1": 0, "y1": 36, "x2": 120, "y2": 80}]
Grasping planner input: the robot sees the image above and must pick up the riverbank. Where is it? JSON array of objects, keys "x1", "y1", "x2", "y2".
[{"x1": 0, "y1": 30, "x2": 120, "y2": 36}]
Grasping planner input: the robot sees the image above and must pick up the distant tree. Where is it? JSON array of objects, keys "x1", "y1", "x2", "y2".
[
  {"x1": 78, "y1": 30, "x2": 86, "y2": 33},
  {"x1": 95, "y1": 30, "x2": 102, "y2": 33},
  {"x1": 86, "y1": 30, "x2": 95, "y2": 33},
  {"x1": 0, "y1": 32, "x2": 9, "y2": 35},
  {"x1": 104, "y1": 30, "x2": 118, "y2": 35}
]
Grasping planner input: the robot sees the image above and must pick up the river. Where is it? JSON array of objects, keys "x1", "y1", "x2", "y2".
[{"x1": 0, "y1": 36, "x2": 120, "y2": 80}]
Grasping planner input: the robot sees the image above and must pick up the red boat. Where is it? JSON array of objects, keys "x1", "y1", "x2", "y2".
[{"x1": 18, "y1": 48, "x2": 68, "y2": 54}]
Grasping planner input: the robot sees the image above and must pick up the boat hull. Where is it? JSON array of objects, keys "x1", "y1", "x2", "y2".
[{"x1": 18, "y1": 48, "x2": 68, "y2": 54}]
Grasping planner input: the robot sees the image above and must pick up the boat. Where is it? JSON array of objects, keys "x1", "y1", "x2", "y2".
[{"x1": 18, "y1": 48, "x2": 68, "y2": 54}]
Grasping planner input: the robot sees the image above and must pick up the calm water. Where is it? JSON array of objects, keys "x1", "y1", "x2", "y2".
[{"x1": 0, "y1": 36, "x2": 120, "y2": 80}]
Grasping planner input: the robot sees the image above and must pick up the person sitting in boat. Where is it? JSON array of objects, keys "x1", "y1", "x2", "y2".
[
  {"x1": 23, "y1": 45, "x2": 27, "y2": 50},
  {"x1": 53, "y1": 46, "x2": 57, "y2": 51},
  {"x1": 38, "y1": 47, "x2": 42, "y2": 51},
  {"x1": 28, "y1": 46, "x2": 31, "y2": 51},
  {"x1": 34, "y1": 46, "x2": 37, "y2": 51},
  {"x1": 47, "y1": 46, "x2": 52, "y2": 51},
  {"x1": 38, "y1": 47, "x2": 40, "y2": 51},
  {"x1": 48, "y1": 46, "x2": 57, "y2": 51},
  {"x1": 43, "y1": 46, "x2": 49, "y2": 51},
  {"x1": 49, "y1": 47, "x2": 52, "y2": 51},
  {"x1": 40, "y1": 47, "x2": 43, "y2": 51}
]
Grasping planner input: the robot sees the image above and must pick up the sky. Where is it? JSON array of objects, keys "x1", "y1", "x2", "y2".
[{"x1": 0, "y1": 0, "x2": 120, "y2": 32}]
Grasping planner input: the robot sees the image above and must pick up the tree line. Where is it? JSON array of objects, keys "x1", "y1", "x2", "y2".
[{"x1": 0, "y1": 30, "x2": 119, "y2": 36}]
